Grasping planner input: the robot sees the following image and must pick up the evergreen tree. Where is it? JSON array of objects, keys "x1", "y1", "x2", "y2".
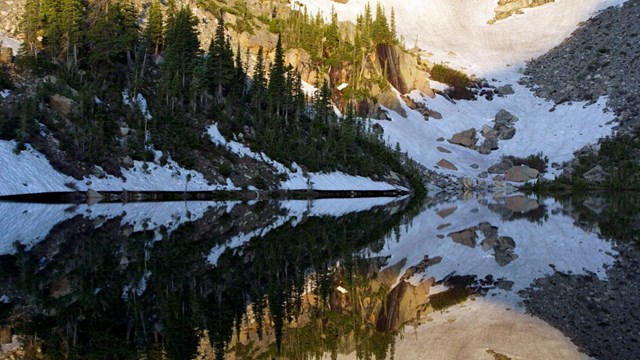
[
  {"x1": 161, "y1": 7, "x2": 200, "y2": 107},
  {"x1": 206, "y1": 15, "x2": 235, "y2": 103},
  {"x1": 20, "y1": 0, "x2": 43, "y2": 58},
  {"x1": 59, "y1": 0, "x2": 84, "y2": 68},
  {"x1": 250, "y1": 46, "x2": 266, "y2": 111},
  {"x1": 145, "y1": 0, "x2": 164, "y2": 56},
  {"x1": 267, "y1": 35, "x2": 286, "y2": 114}
]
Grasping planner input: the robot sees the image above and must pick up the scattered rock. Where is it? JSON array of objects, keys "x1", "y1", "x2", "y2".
[
  {"x1": 122, "y1": 156, "x2": 134, "y2": 167},
  {"x1": 437, "y1": 159, "x2": 458, "y2": 171},
  {"x1": 495, "y1": 84, "x2": 515, "y2": 95},
  {"x1": 449, "y1": 229, "x2": 477, "y2": 248},
  {"x1": 437, "y1": 146, "x2": 452, "y2": 154},
  {"x1": 498, "y1": 126, "x2": 516, "y2": 140},
  {"x1": 504, "y1": 165, "x2": 539, "y2": 182},
  {"x1": 437, "y1": 207, "x2": 458, "y2": 218},
  {"x1": 488, "y1": 158, "x2": 514, "y2": 174},
  {"x1": 449, "y1": 128, "x2": 478, "y2": 148}
]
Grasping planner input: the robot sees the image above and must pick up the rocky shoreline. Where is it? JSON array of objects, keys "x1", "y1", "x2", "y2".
[{"x1": 520, "y1": 242, "x2": 640, "y2": 360}]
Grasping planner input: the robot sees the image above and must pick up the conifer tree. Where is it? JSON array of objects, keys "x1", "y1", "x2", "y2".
[
  {"x1": 20, "y1": 0, "x2": 43, "y2": 59},
  {"x1": 146, "y1": 0, "x2": 164, "y2": 56},
  {"x1": 268, "y1": 35, "x2": 286, "y2": 114},
  {"x1": 162, "y1": 7, "x2": 200, "y2": 106},
  {"x1": 250, "y1": 46, "x2": 266, "y2": 111},
  {"x1": 206, "y1": 15, "x2": 235, "y2": 103}
]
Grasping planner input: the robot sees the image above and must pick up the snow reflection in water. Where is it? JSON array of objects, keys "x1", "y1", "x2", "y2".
[{"x1": 0, "y1": 194, "x2": 621, "y2": 359}]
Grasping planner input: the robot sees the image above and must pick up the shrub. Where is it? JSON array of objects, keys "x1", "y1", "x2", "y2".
[
  {"x1": 504, "y1": 152, "x2": 549, "y2": 173},
  {"x1": 430, "y1": 64, "x2": 474, "y2": 89}
]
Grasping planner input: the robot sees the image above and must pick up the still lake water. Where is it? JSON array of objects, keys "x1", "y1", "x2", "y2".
[{"x1": 0, "y1": 193, "x2": 637, "y2": 359}]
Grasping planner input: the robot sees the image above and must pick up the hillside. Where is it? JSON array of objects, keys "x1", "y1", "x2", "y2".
[{"x1": 0, "y1": 0, "x2": 636, "y2": 197}]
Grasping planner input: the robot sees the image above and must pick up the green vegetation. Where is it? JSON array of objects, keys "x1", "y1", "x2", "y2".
[
  {"x1": 429, "y1": 63, "x2": 475, "y2": 99},
  {"x1": 4, "y1": 0, "x2": 425, "y2": 193},
  {"x1": 505, "y1": 152, "x2": 549, "y2": 173}
]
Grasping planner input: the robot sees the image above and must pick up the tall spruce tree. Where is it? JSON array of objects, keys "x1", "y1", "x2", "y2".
[
  {"x1": 267, "y1": 35, "x2": 286, "y2": 114},
  {"x1": 20, "y1": 0, "x2": 43, "y2": 59},
  {"x1": 206, "y1": 15, "x2": 235, "y2": 103},
  {"x1": 161, "y1": 7, "x2": 200, "y2": 107},
  {"x1": 145, "y1": 0, "x2": 164, "y2": 56}
]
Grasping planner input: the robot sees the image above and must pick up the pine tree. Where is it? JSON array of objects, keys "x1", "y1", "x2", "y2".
[
  {"x1": 268, "y1": 35, "x2": 286, "y2": 114},
  {"x1": 206, "y1": 15, "x2": 235, "y2": 103},
  {"x1": 145, "y1": 0, "x2": 164, "y2": 56},
  {"x1": 20, "y1": 0, "x2": 43, "y2": 58},
  {"x1": 60, "y1": 0, "x2": 84, "y2": 68},
  {"x1": 250, "y1": 46, "x2": 266, "y2": 111},
  {"x1": 390, "y1": 7, "x2": 397, "y2": 43},
  {"x1": 161, "y1": 7, "x2": 200, "y2": 106}
]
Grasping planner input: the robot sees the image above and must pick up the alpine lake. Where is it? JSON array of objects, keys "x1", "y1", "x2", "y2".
[{"x1": 0, "y1": 191, "x2": 638, "y2": 359}]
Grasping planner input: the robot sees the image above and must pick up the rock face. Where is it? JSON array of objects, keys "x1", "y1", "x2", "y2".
[
  {"x1": 449, "y1": 128, "x2": 478, "y2": 148},
  {"x1": 504, "y1": 165, "x2": 539, "y2": 182},
  {"x1": 376, "y1": 89, "x2": 407, "y2": 118},
  {"x1": 521, "y1": 0, "x2": 640, "y2": 133},
  {"x1": 0, "y1": 46, "x2": 12, "y2": 64}
]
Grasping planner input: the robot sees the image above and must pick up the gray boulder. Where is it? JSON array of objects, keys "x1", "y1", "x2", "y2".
[
  {"x1": 488, "y1": 158, "x2": 514, "y2": 174},
  {"x1": 504, "y1": 165, "x2": 539, "y2": 182},
  {"x1": 496, "y1": 84, "x2": 515, "y2": 95},
  {"x1": 583, "y1": 165, "x2": 608, "y2": 184},
  {"x1": 449, "y1": 128, "x2": 478, "y2": 148}
]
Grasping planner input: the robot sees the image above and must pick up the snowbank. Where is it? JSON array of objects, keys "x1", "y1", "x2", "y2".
[
  {"x1": 0, "y1": 123, "x2": 403, "y2": 195},
  {"x1": 376, "y1": 82, "x2": 615, "y2": 178}
]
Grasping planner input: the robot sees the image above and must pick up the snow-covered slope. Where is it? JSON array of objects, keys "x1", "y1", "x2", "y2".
[
  {"x1": 298, "y1": 0, "x2": 627, "y2": 77},
  {"x1": 377, "y1": 85, "x2": 614, "y2": 179},
  {"x1": 0, "y1": 124, "x2": 404, "y2": 195},
  {"x1": 297, "y1": 0, "x2": 625, "y2": 178}
]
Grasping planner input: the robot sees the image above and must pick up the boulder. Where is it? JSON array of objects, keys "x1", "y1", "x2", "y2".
[
  {"x1": 494, "y1": 109, "x2": 519, "y2": 128},
  {"x1": 496, "y1": 84, "x2": 515, "y2": 95},
  {"x1": 478, "y1": 136, "x2": 498, "y2": 154},
  {"x1": 450, "y1": 229, "x2": 477, "y2": 248},
  {"x1": 437, "y1": 146, "x2": 452, "y2": 154},
  {"x1": 437, "y1": 159, "x2": 458, "y2": 171},
  {"x1": 504, "y1": 165, "x2": 539, "y2": 182},
  {"x1": 449, "y1": 128, "x2": 478, "y2": 148},
  {"x1": 583, "y1": 165, "x2": 608, "y2": 184},
  {"x1": 437, "y1": 206, "x2": 458, "y2": 218},
  {"x1": 498, "y1": 126, "x2": 516, "y2": 140},
  {"x1": 48, "y1": 94, "x2": 78, "y2": 117},
  {"x1": 488, "y1": 158, "x2": 514, "y2": 174}
]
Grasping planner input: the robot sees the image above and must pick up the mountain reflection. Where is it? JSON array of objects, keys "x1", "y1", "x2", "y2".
[{"x1": 1, "y1": 192, "x2": 636, "y2": 359}]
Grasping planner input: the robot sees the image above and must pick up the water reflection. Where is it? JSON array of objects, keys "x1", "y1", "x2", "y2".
[{"x1": 0, "y1": 192, "x2": 636, "y2": 359}]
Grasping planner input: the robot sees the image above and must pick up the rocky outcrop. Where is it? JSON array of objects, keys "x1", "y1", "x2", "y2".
[{"x1": 489, "y1": 0, "x2": 556, "y2": 23}]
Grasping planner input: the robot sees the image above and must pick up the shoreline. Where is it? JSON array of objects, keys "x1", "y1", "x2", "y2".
[{"x1": 0, "y1": 188, "x2": 411, "y2": 204}]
